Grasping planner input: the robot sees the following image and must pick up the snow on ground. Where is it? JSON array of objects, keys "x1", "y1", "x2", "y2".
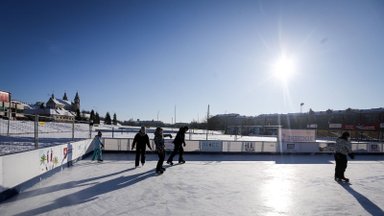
[
  {"x1": 1, "y1": 153, "x2": 383, "y2": 216},
  {"x1": 0, "y1": 119, "x2": 276, "y2": 155}
]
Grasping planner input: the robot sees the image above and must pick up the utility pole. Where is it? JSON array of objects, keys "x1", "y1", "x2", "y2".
[
  {"x1": 300, "y1": 102, "x2": 304, "y2": 113},
  {"x1": 206, "y1": 104, "x2": 210, "y2": 140},
  {"x1": 174, "y1": 105, "x2": 176, "y2": 125},
  {"x1": 7, "y1": 92, "x2": 11, "y2": 136}
]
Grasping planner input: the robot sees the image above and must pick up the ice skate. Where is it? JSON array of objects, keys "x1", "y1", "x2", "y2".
[
  {"x1": 179, "y1": 160, "x2": 185, "y2": 164},
  {"x1": 166, "y1": 161, "x2": 174, "y2": 166},
  {"x1": 341, "y1": 177, "x2": 350, "y2": 182}
]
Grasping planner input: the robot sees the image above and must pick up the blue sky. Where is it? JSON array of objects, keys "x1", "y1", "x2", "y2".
[{"x1": 1, "y1": 0, "x2": 384, "y2": 123}]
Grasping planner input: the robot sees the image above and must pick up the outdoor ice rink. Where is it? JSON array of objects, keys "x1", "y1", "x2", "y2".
[{"x1": 1, "y1": 153, "x2": 383, "y2": 216}]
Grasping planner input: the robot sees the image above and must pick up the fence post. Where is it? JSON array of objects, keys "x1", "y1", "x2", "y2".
[
  {"x1": 34, "y1": 115, "x2": 39, "y2": 149},
  {"x1": 7, "y1": 111, "x2": 10, "y2": 136},
  {"x1": 112, "y1": 127, "x2": 114, "y2": 138},
  {"x1": 72, "y1": 120, "x2": 75, "y2": 140},
  {"x1": 89, "y1": 124, "x2": 92, "y2": 139}
]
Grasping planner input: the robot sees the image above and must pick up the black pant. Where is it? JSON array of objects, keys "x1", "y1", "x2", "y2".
[
  {"x1": 156, "y1": 150, "x2": 165, "y2": 171},
  {"x1": 167, "y1": 144, "x2": 184, "y2": 163},
  {"x1": 135, "y1": 147, "x2": 146, "y2": 166},
  {"x1": 334, "y1": 153, "x2": 348, "y2": 178}
]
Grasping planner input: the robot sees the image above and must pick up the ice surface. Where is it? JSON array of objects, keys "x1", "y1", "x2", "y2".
[{"x1": 1, "y1": 153, "x2": 383, "y2": 216}]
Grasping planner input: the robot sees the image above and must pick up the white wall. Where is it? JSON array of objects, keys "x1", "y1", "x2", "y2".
[
  {"x1": 0, "y1": 157, "x2": 3, "y2": 191},
  {"x1": 282, "y1": 142, "x2": 319, "y2": 153},
  {"x1": 2, "y1": 151, "x2": 40, "y2": 190},
  {"x1": 0, "y1": 139, "x2": 93, "y2": 194}
]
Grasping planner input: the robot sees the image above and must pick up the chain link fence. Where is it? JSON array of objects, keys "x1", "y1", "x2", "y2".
[{"x1": 0, "y1": 114, "x2": 92, "y2": 155}]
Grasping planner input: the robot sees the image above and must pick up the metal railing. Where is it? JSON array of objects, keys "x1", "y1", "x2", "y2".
[{"x1": 0, "y1": 115, "x2": 92, "y2": 155}]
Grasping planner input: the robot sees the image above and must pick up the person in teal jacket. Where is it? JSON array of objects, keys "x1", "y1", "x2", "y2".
[{"x1": 92, "y1": 131, "x2": 104, "y2": 162}]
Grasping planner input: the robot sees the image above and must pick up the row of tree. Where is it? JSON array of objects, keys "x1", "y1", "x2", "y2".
[{"x1": 81, "y1": 110, "x2": 118, "y2": 125}]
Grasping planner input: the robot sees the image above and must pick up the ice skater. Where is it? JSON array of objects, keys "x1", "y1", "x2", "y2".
[
  {"x1": 167, "y1": 126, "x2": 188, "y2": 166},
  {"x1": 92, "y1": 131, "x2": 104, "y2": 162},
  {"x1": 334, "y1": 131, "x2": 354, "y2": 182},
  {"x1": 132, "y1": 126, "x2": 152, "y2": 168},
  {"x1": 154, "y1": 127, "x2": 172, "y2": 174}
]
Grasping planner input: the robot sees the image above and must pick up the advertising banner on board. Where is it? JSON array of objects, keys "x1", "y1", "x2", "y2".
[
  {"x1": 200, "y1": 140, "x2": 223, "y2": 152},
  {"x1": 280, "y1": 129, "x2": 316, "y2": 143},
  {"x1": 0, "y1": 90, "x2": 10, "y2": 103}
]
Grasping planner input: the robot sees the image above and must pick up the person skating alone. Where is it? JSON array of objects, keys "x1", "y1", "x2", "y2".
[
  {"x1": 132, "y1": 126, "x2": 152, "y2": 168},
  {"x1": 334, "y1": 131, "x2": 354, "y2": 182},
  {"x1": 92, "y1": 131, "x2": 104, "y2": 162},
  {"x1": 167, "y1": 126, "x2": 188, "y2": 166},
  {"x1": 154, "y1": 127, "x2": 172, "y2": 174}
]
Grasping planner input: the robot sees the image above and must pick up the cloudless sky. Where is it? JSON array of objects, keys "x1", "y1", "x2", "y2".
[{"x1": 1, "y1": 0, "x2": 384, "y2": 123}]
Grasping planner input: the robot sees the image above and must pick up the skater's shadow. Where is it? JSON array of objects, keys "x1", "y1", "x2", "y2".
[
  {"x1": 340, "y1": 184, "x2": 384, "y2": 216},
  {"x1": 13, "y1": 169, "x2": 156, "y2": 216},
  {"x1": 3, "y1": 167, "x2": 137, "y2": 203},
  {"x1": 163, "y1": 163, "x2": 182, "y2": 169}
]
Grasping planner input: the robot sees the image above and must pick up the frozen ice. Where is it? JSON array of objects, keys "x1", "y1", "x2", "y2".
[{"x1": 0, "y1": 153, "x2": 383, "y2": 216}]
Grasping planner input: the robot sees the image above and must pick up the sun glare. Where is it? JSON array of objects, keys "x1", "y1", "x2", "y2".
[{"x1": 272, "y1": 54, "x2": 296, "y2": 82}]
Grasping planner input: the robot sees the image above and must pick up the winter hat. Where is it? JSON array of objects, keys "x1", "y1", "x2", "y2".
[
  {"x1": 341, "y1": 131, "x2": 350, "y2": 139},
  {"x1": 140, "y1": 126, "x2": 146, "y2": 134}
]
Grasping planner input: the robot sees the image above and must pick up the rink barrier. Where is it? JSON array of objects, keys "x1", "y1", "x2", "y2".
[
  {"x1": 1, "y1": 138, "x2": 382, "y2": 202},
  {"x1": 101, "y1": 138, "x2": 279, "y2": 153},
  {"x1": 101, "y1": 138, "x2": 384, "y2": 154},
  {"x1": 0, "y1": 139, "x2": 94, "y2": 202}
]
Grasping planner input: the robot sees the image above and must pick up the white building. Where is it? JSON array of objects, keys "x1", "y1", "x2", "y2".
[{"x1": 25, "y1": 92, "x2": 81, "y2": 122}]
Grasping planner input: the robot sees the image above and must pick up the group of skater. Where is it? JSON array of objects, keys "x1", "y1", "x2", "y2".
[
  {"x1": 131, "y1": 125, "x2": 189, "y2": 174},
  {"x1": 92, "y1": 125, "x2": 189, "y2": 174}
]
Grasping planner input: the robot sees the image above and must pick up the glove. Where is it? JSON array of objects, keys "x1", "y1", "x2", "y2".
[{"x1": 349, "y1": 153, "x2": 355, "y2": 159}]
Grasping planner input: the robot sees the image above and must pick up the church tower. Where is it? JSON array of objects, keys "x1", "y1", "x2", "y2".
[
  {"x1": 63, "y1": 92, "x2": 68, "y2": 101},
  {"x1": 72, "y1": 92, "x2": 80, "y2": 112}
]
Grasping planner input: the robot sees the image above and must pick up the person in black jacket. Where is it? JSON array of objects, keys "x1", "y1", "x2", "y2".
[
  {"x1": 167, "y1": 126, "x2": 188, "y2": 166},
  {"x1": 132, "y1": 126, "x2": 152, "y2": 168},
  {"x1": 154, "y1": 127, "x2": 172, "y2": 174}
]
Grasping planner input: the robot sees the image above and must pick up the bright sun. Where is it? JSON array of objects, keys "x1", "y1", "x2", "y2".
[{"x1": 272, "y1": 54, "x2": 296, "y2": 82}]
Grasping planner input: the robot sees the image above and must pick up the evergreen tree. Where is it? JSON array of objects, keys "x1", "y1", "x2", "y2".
[
  {"x1": 113, "y1": 113, "x2": 117, "y2": 125},
  {"x1": 90, "y1": 110, "x2": 95, "y2": 124},
  {"x1": 105, "y1": 112, "x2": 112, "y2": 125},
  {"x1": 95, "y1": 112, "x2": 100, "y2": 124}
]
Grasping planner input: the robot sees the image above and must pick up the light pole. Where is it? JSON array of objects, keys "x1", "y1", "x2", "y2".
[{"x1": 300, "y1": 103, "x2": 304, "y2": 113}]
